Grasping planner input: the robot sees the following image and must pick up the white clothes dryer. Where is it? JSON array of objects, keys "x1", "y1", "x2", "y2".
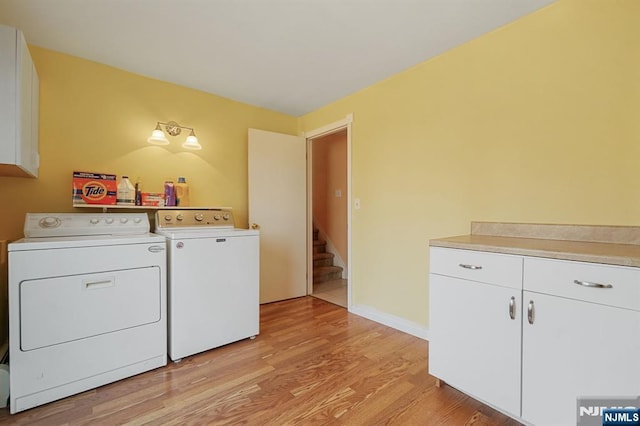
[
  {"x1": 8, "y1": 212, "x2": 167, "y2": 413},
  {"x1": 155, "y1": 209, "x2": 259, "y2": 362}
]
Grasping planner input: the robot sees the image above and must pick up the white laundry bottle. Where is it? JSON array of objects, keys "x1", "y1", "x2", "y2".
[{"x1": 116, "y1": 176, "x2": 135, "y2": 205}]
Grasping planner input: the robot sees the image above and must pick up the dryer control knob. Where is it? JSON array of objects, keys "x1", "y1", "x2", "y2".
[
  {"x1": 176, "y1": 214, "x2": 184, "y2": 221},
  {"x1": 105, "y1": 218, "x2": 114, "y2": 224},
  {"x1": 90, "y1": 218, "x2": 100, "y2": 225},
  {"x1": 40, "y1": 217, "x2": 61, "y2": 228},
  {"x1": 222, "y1": 213, "x2": 231, "y2": 221},
  {"x1": 214, "y1": 214, "x2": 221, "y2": 221},
  {"x1": 134, "y1": 217, "x2": 142, "y2": 223},
  {"x1": 120, "y1": 218, "x2": 129, "y2": 224},
  {"x1": 164, "y1": 215, "x2": 172, "y2": 222},
  {"x1": 195, "y1": 213, "x2": 204, "y2": 222}
]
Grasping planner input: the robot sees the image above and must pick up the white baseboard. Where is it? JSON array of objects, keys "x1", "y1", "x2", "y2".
[{"x1": 349, "y1": 304, "x2": 429, "y2": 341}]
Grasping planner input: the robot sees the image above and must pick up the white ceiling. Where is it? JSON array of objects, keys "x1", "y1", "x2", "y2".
[{"x1": 0, "y1": 0, "x2": 555, "y2": 116}]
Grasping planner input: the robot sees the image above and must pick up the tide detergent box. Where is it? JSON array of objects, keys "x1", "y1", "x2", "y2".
[{"x1": 72, "y1": 171, "x2": 117, "y2": 205}]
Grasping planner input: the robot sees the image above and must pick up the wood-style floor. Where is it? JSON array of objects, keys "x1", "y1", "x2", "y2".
[{"x1": 0, "y1": 297, "x2": 520, "y2": 425}]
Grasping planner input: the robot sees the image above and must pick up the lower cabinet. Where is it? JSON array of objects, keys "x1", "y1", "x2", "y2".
[
  {"x1": 521, "y1": 257, "x2": 640, "y2": 425},
  {"x1": 429, "y1": 247, "x2": 640, "y2": 425},
  {"x1": 522, "y1": 291, "x2": 640, "y2": 425},
  {"x1": 430, "y1": 274, "x2": 521, "y2": 417}
]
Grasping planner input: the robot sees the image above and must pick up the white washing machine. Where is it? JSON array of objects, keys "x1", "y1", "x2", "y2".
[
  {"x1": 155, "y1": 209, "x2": 259, "y2": 362},
  {"x1": 8, "y1": 213, "x2": 167, "y2": 413}
]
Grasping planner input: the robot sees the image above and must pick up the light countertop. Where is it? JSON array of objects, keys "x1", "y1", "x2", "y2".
[{"x1": 430, "y1": 222, "x2": 640, "y2": 268}]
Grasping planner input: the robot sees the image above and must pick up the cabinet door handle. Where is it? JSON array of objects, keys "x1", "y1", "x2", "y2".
[
  {"x1": 527, "y1": 300, "x2": 535, "y2": 325},
  {"x1": 459, "y1": 263, "x2": 482, "y2": 270},
  {"x1": 509, "y1": 296, "x2": 516, "y2": 320},
  {"x1": 573, "y1": 279, "x2": 613, "y2": 289}
]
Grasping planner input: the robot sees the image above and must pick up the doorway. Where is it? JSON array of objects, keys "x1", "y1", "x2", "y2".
[{"x1": 305, "y1": 115, "x2": 352, "y2": 309}]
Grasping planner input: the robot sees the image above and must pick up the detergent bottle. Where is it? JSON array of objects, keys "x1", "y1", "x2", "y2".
[{"x1": 175, "y1": 177, "x2": 190, "y2": 207}]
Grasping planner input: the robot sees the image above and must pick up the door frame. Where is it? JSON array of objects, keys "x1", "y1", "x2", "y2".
[{"x1": 304, "y1": 113, "x2": 353, "y2": 308}]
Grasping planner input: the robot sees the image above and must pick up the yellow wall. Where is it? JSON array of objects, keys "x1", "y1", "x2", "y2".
[
  {"x1": 299, "y1": 0, "x2": 640, "y2": 327},
  {"x1": 0, "y1": 47, "x2": 298, "y2": 242},
  {"x1": 2, "y1": 0, "x2": 638, "y2": 335}
]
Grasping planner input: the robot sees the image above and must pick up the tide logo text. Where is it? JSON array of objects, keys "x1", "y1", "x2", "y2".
[{"x1": 82, "y1": 181, "x2": 107, "y2": 201}]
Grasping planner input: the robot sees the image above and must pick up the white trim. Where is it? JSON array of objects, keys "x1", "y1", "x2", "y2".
[
  {"x1": 349, "y1": 304, "x2": 429, "y2": 341},
  {"x1": 306, "y1": 139, "x2": 314, "y2": 296},
  {"x1": 304, "y1": 113, "x2": 353, "y2": 139},
  {"x1": 346, "y1": 122, "x2": 352, "y2": 309}
]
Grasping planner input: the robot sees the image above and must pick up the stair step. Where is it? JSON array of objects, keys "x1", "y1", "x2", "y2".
[
  {"x1": 313, "y1": 252, "x2": 335, "y2": 267},
  {"x1": 313, "y1": 239, "x2": 326, "y2": 254},
  {"x1": 313, "y1": 265, "x2": 343, "y2": 283}
]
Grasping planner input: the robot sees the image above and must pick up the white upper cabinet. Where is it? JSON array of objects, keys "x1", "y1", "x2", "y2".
[{"x1": 0, "y1": 25, "x2": 39, "y2": 178}]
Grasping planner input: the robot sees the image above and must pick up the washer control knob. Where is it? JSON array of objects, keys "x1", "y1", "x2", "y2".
[
  {"x1": 120, "y1": 217, "x2": 129, "y2": 224},
  {"x1": 164, "y1": 215, "x2": 172, "y2": 222},
  {"x1": 195, "y1": 213, "x2": 204, "y2": 222},
  {"x1": 105, "y1": 218, "x2": 114, "y2": 224},
  {"x1": 134, "y1": 217, "x2": 142, "y2": 223},
  {"x1": 176, "y1": 214, "x2": 184, "y2": 221},
  {"x1": 40, "y1": 217, "x2": 61, "y2": 228},
  {"x1": 214, "y1": 214, "x2": 221, "y2": 221},
  {"x1": 222, "y1": 213, "x2": 231, "y2": 221}
]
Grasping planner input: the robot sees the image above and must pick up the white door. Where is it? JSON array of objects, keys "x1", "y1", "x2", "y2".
[{"x1": 248, "y1": 128, "x2": 306, "y2": 304}]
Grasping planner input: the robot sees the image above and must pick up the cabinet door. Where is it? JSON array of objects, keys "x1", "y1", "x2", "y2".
[
  {"x1": 17, "y1": 30, "x2": 38, "y2": 177},
  {"x1": 429, "y1": 274, "x2": 521, "y2": 417},
  {"x1": 0, "y1": 26, "x2": 17, "y2": 166},
  {"x1": 522, "y1": 291, "x2": 640, "y2": 425},
  {"x1": 28, "y1": 60, "x2": 39, "y2": 175},
  {"x1": 0, "y1": 26, "x2": 38, "y2": 177}
]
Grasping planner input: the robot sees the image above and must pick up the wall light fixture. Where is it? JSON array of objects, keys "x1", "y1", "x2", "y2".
[{"x1": 147, "y1": 121, "x2": 202, "y2": 150}]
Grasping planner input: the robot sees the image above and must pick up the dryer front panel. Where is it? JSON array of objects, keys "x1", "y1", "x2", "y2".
[
  {"x1": 8, "y1": 239, "x2": 167, "y2": 414},
  {"x1": 20, "y1": 266, "x2": 161, "y2": 351}
]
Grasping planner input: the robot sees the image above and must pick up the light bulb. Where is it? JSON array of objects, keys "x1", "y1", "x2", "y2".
[
  {"x1": 182, "y1": 131, "x2": 202, "y2": 150},
  {"x1": 147, "y1": 126, "x2": 169, "y2": 145}
]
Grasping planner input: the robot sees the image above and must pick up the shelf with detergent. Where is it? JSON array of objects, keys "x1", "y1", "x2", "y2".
[{"x1": 72, "y1": 204, "x2": 228, "y2": 213}]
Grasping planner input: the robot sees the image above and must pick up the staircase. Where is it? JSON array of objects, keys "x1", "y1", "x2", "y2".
[{"x1": 313, "y1": 227, "x2": 343, "y2": 284}]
